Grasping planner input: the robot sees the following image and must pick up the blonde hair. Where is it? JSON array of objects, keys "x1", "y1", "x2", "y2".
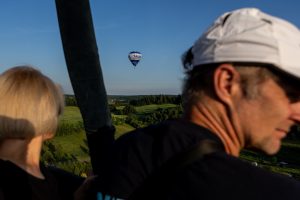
[{"x1": 0, "y1": 66, "x2": 64, "y2": 139}]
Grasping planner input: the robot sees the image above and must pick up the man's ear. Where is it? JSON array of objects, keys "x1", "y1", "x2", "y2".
[{"x1": 213, "y1": 64, "x2": 240, "y2": 105}]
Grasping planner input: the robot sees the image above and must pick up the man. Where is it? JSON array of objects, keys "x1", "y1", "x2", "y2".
[{"x1": 93, "y1": 8, "x2": 300, "y2": 200}]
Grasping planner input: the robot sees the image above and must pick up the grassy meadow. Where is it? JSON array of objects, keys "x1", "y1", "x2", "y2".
[{"x1": 52, "y1": 104, "x2": 172, "y2": 159}]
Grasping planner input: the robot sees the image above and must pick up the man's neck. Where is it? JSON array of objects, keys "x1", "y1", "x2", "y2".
[{"x1": 185, "y1": 99, "x2": 244, "y2": 157}]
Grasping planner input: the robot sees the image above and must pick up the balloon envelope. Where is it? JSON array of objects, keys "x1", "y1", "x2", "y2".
[{"x1": 128, "y1": 51, "x2": 142, "y2": 67}]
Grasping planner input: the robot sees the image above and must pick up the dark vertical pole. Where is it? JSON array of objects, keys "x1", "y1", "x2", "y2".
[{"x1": 55, "y1": 0, "x2": 115, "y2": 175}]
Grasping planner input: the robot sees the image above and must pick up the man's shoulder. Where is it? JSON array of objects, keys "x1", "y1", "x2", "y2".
[
  {"x1": 116, "y1": 119, "x2": 221, "y2": 146},
  {"x1": 176, "y1": 152, "x2": 300, "y2": 199},
  {"x1": 100, "y1": 120, "x2": 223, "y2": 199},
  {"x1": 113, "y1": 119, "x2": 223, "y2": 168},
  {"x1": 190, "y1": 152, "x2": 299, "y2": 183}
]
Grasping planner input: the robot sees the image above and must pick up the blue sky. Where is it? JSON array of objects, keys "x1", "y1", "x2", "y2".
[{"x1": 0, "y1": 0, "x2": 299, "y2": 95}]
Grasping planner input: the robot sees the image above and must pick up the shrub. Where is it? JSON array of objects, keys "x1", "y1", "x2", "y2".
[
  {"x1": 122, "y1": 105, "x2": 136, "y2": 115},
  {"x1": 125, "y1": 115, "x2": 143, "y2": 128},
  {"x1": 41, "y1": 141, "x2": 92, "y2": 177}
]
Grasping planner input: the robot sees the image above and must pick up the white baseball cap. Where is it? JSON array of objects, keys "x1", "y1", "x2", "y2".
[{"x1": 190, "y1": 8, "x2": 300, "y2": 79}]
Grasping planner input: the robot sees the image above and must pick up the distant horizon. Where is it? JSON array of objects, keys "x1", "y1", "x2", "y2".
[{"x1": 64, "y1": 93, "x2": 182, "y2": 96}]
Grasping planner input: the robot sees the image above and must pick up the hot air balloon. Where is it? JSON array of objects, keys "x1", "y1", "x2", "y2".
[{"x1": 128, "y1": 51, "x2": 142, "y2": 67}]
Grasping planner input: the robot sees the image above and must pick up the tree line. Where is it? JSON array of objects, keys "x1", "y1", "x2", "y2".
[
  {"x1": 113, "y1": 105, "x2": 183, "y2": 129},
  {"x1": 65, "y1": 95, "x2": 182, "y2": 107},
  {"x1": 129, "y1": 95, "x2": 182, "y2": 106}
]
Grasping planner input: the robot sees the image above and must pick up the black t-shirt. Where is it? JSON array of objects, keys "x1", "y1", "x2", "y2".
[
  {"x1": 0, "y1": 160, "x2": 60, "y2": 200},
  {"x1": 154, "y1": 152, "x2": 300, "y2": 200},
  {"x1": 0, "y1": 160, "x2": 84, "y2": 200},
  {"x1": 94, "y1": 119, "x2": 300, "y2": 200}
]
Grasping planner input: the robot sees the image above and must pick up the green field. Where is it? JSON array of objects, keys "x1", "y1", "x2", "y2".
[
  {"x1": 52, "y1": 106, "x2": 134, "y2": 159},
  {"x1": 135, "y1": 104, "x2": 177, "y2": 114},
  {"x1": 52, "y1": 106, "x2": 86, "y2": 159},
  {"x1": 115, "y1": 124, "x2": 135, "y2": 139},
  {"x1": 59, "y1": 106, "x2": 83, "y2": 124},
  {"x1": 52, "y1": 130, "x2": 87, "y2": 159}
]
